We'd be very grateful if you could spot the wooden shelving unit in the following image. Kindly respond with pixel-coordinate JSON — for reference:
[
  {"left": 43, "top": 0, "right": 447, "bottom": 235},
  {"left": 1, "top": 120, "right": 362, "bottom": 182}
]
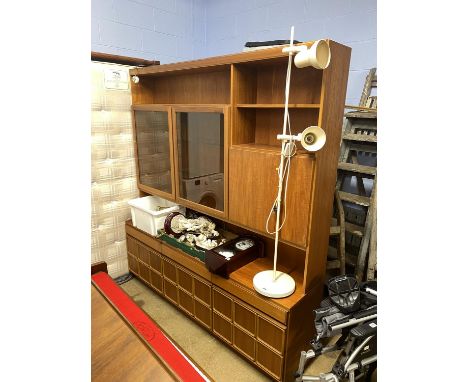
[{"left": 127, "top": 40, "right": 351, "bottom": 382}]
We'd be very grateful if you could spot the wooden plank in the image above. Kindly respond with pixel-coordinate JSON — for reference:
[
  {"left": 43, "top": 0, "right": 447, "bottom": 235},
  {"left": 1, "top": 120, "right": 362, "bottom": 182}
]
[
  {"left": 355, "top": 177, "right": 377, "bottom": 282},
  {"left": 91, "top": 286, "right": 177, "bottom": 382},
  {"left": 366, "top": 182, "right": 377, "bottom": 281},
  {"left": 344, "top": 105, "right": 377, "bottom": 111},
  {"left": 335, "top": 190, "right": 346, "bottom": 274},
  {"left": 344, "top": 111, "right": 377, "bottom": 119},
  {"left": 344, "top": 221, "right": 365, "bottom": 237},
  {"left": 337, "top": 162, "right": 377, "bottom": 175},
  {"left": 338, "top": 191, "right": 370, "bottom": 207},
  {"left": 342, "top": 133, "right": 377, "bottom": 143},
  {"left": 329, "top": 226, "right": 341, "bottom": 235},
  {"left": 350, "top": 153, "right": 367, "bottom": 196},
  {"left": 344, "top": 142, "right": 378, "bottom": 154},
  {"left": 359, "top": 68, "right": 377, "bottom": 107},
  {"left": 330, "top": 220, "right": 364, "bottom": 237}
]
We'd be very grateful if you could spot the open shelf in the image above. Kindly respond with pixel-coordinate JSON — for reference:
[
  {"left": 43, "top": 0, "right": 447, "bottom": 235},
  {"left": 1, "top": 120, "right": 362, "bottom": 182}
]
[
  {"left": 132, "top": 68, "right": 231, "bottom": 105},
  {"left": 237, "top": 104, "right": 321, "bottom": 109},
  {"left": 232, "top": 107, "right": 320, "bottom": 147},
  {"left": 233, "top": 62, "right": 323, "bottom": 105},
  {"left": 228, "top": 257, "right": 305, "bottom": 309}
]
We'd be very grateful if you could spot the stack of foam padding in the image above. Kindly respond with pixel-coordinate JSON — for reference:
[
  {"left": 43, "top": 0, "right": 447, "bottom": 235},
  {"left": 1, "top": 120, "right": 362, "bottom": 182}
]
[{"left": 91, "top": 62, "right": 139, "bottom": 277}]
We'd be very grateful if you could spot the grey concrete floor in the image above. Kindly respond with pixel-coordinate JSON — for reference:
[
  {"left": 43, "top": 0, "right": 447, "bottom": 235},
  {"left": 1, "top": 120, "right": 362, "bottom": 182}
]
[{"left": 120, "top": 278, "right": 373, "bottom": 381}]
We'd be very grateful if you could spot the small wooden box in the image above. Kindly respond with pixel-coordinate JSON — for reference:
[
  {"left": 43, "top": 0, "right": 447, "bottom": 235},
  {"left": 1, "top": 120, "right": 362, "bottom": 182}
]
[{"left": 204, "top": 237, "right": 264, "bottom": 278}]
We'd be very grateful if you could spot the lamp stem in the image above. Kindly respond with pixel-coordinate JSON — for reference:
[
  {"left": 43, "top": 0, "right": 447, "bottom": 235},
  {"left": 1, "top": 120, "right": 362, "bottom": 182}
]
[{"left": 272, "top": 26, "right": 295, "bottom": 281}]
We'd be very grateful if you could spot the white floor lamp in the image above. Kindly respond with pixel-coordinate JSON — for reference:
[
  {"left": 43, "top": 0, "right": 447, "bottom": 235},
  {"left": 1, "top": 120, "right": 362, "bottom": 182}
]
[{"left": 253, "top": 27, "right": 331, "bottom": 298}]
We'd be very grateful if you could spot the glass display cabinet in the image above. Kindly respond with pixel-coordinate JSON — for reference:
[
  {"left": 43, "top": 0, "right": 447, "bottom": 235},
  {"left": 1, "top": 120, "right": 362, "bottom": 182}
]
[
  {"left": 173, "top": 106, "right": 229, "bottom": 217},
  {"left": 132, "top": 105, "right": 175, "bottom": 199}
]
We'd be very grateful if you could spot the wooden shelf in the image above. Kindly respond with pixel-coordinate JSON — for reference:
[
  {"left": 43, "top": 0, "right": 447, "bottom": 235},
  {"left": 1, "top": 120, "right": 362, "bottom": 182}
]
[
  {"left": 228, "top": 257, "right": 305, "bottom": 309},
  {"left": 237, "top": 104, "right": 320, "bottom": 109},
  {"left": 231, "top": 143, "right": 280, "bottom": 153},
  {"left": 134, "top": 103, "right": 230, "bottom": 108},
  {"left": 230, "top": 143, "right": 311, "bottom": 157}
]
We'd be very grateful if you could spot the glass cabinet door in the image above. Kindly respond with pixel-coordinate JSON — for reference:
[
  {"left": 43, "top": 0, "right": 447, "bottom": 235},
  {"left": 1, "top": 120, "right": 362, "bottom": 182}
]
[
  {"left": 174, "top": 108, "right": 227, "bottom": 214},
  {"left": 133, "top": 107, "right": 174, "bottom": 197}
]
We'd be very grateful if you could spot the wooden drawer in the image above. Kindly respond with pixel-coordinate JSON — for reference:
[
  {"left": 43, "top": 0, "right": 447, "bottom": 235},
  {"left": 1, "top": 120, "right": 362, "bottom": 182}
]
[
  {"left": 164, "top": 279, "right": 178, "bottom": 305},
  {"left": 150, "top": 269, "right": 163, "bottom": 294},
  {"left": 127, "top": 253, "right": 139, "bottom": 274},
  {"left": 211, "top": 274, "right": 288, "bottom": 324},
  {"left": 125, "top": 222, "right": 162, "bottom": 253},
  {"left": 162, "top": 242, "right": 212, "bottom": 280},
  {"left": 256, "top": 342, "right": 283, "bottom": 380},
  {"left": 213, "top": 288, "right": 232, "bottom": 320},
  {"left": 149, "top": 250, "right": 162, "bottom": 272},
  {"left": 178, "top": 289, "right": 194, "bottom": 316},
  {"left": 139, "top": 262, "right": 151, "bottom": 284},
  {"left": 194, "top": 299, "right": 212, "bottom": 330},
  {"left": 233, "top": 301, "right": 256, "bottom": 336},
  {"left": 127, "top": 236, "right": 139, "bottom": 256},
  {"left": 194, "top": 277, "right": 211, "bottom": 306},
  {"left": 257, "top": 315, "right": 286, "bottom": 355},
  {"left": 163, "top": 258, "right": 177, "bottom": 284},
  {"left": 138, "top": 244, "right": 151, "bottom": 265},
  {"left": 233, "top": 326, "right": 255, "bottom": 361},
  {"left": 177, "top": 267, "right": 193, "bottom": 294},
  {"left": 213, "top": 312, "right": 232, "bottom": 344}
]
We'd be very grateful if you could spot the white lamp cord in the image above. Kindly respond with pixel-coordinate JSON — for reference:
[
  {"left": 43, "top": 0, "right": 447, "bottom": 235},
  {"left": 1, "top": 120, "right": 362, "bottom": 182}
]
[{"left": 266, "top": 26, "right": 296, "bottom": 280}]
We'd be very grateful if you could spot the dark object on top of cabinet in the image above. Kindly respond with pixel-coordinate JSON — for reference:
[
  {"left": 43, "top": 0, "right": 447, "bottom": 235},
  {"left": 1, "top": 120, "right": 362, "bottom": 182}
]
[
  {"left": 91, "top": 51, "right": 159, "bottom": 67},
  {"left": 204, "top": 236, "right": 264, "bottom": 278},
  {"left": 244, "top": 40, "right": 301, "bottom": 48}
]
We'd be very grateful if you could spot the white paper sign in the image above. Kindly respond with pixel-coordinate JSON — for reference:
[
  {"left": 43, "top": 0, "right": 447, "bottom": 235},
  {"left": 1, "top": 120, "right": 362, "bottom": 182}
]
[{"left": 104, "top": 69, "right": 129, "bottom": 90}]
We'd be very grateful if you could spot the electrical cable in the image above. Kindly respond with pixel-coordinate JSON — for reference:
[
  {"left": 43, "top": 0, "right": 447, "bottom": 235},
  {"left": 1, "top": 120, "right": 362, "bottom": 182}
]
[{"left": 265, "top": 47, "right": 297, "bottom": 235}]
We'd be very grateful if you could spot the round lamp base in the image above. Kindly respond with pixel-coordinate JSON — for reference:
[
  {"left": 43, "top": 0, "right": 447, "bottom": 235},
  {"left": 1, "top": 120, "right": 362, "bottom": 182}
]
[{"left": 253, "top": 270, "right": 296, "bottom": 298}]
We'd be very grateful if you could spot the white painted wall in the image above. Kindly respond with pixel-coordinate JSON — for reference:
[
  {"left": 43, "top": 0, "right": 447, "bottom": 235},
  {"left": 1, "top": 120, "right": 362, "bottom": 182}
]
[
  {"left": 204, "top": 0, "right": 376, "bottom": 105},
  {"left": 92, "top": 0, "right": 206, "bottom": 63},
  {"left": 91, "top": 0, "right": 376, "bottom": 103}
]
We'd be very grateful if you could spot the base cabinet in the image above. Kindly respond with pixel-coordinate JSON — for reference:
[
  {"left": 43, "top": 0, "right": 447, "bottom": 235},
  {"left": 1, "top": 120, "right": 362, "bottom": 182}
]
[{"left": 125, "top": 227, "right": 313, "bottom": 382}]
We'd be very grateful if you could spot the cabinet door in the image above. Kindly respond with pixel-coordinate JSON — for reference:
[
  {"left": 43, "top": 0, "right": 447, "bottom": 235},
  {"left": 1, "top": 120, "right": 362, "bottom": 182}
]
[
  {"left": 229, "top": 146, "right": 313, "bottom": 247},
  {"left": 133, "top": 105, "right": 175, "bottom": 199},
  {"left": 173, "top": 106, "right": 229, "bottom": 217}
]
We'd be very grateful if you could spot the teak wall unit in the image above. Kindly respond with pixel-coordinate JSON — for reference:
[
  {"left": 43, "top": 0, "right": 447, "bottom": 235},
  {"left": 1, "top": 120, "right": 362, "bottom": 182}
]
[{"left": 127, "top": 40, "right": 351, "bottom": 382}]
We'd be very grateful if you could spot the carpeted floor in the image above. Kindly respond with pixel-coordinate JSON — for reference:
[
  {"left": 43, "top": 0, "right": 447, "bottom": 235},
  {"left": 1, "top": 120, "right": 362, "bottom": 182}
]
[{"left": 120, "top": 278, "right": 370, "bottom": 381}]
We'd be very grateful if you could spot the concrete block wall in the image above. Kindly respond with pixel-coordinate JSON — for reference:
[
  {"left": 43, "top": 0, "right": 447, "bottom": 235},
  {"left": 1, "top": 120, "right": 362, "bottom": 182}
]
[
  {"left": 92, "top": 0, "right": 207, "bottom": 63},
  {"left": 92, "top": 0, "right": 376, "bottom": 103},
  {"left": 204, "top": 0, "right": 376, "bottom": 105}
]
